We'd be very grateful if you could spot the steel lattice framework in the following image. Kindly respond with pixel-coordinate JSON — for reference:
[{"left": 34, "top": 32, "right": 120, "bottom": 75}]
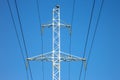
[{"left": 27, "top": 5, "right": 86, "bottom": 80}]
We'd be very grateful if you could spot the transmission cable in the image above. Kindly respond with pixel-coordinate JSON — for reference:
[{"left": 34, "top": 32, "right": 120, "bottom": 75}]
[
  {"left": 6, "top": 0, "right": 29, "bottom": 80},
  {"left": 36, "top": 0, "right": 45, "bottom": 80},
  {"left": 14, "top": 0, "right": 34, "bottom": 80},
  {"left": 83, "top": 0, "right": 104, "bottom": 80},
  {"left": 68, "top": 0, "right": 76, "bottom": 80},
  {"left": 78, "top": 0, "right": 96, "bottom": 80}
]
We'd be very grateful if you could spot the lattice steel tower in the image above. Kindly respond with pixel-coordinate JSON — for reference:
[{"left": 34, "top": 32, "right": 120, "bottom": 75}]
[{"left": 27, "top": 5, "right": 86, "bottom": 80}]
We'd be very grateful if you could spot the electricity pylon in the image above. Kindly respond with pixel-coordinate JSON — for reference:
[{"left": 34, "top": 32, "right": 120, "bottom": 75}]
[{"left": 27, "top": 5, "right": 86, "bottom": 80}]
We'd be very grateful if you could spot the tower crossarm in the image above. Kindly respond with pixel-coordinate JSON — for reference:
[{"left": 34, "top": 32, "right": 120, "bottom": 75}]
[
  {"left": 41, "top": 23, "right": 71, "bottom": 34},
  {"left": 60, "top": 52, "right": 86, "bottom": 62},
  {"left": 41, "top": 23, "right": 70, "bottom": 28},
  {"left": 27, "top": 51, "right": 86, "bottom": 62},
  {"left": 42, "top": 24, "right": 52, "bottom": 28},
  {"left": 27, "top": 52, "right": 53, "bottom": 62},
  {"left": 60, "top": 23, "right": 71, "bottom": 28}
]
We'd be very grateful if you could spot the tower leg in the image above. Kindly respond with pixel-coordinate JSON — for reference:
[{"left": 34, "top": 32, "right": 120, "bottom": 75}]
[{"left": 52, "top": 5, "right": 61, "bottom": 80}]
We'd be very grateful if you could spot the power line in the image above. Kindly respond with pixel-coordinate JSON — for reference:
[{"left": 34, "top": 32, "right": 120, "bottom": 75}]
[
  {"left": 71, "top": 0, "right": 76, "bottom": 27},
  {"left": 69, "top": 0, "right": 76, "bottom": 52},
  {"left": 84, "top": 0, "right": 104, "bottom": 80},
  {"left": 6, "top": 0, "right": 29, "bottom": 80},
  {"left": 68, "top": 0, "right": 76, "bottom": 80},
  {"left": 14, "top": 0, "right": 34, "bottom": 80},
  {"left": 83, "top": 0, "right": 96, "bottom": 58},
  {"left": 36, "top": 0, "right": 42, "bottom": 26},
  {"left": 36, "top": 0, "right": 45, "bottom": 80},
  {"left": 78, "top": 0, "right": 96, "bottom": 80}
]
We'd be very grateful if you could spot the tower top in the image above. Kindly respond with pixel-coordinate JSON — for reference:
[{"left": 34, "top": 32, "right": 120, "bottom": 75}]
[{"left": 56, "top": 5, "right": 60, "bottom": 8}]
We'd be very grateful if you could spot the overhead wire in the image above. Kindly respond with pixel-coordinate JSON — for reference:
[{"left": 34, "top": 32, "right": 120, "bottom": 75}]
[
  {"left": 68, "top": 0, "right": 76, "bottom": 80},
  {"left": 83, "top": 0, "right": 104, "bottom": 80},
  {"left": 14, "top": 0, "right": 34, "bottom": 80},
  {"left": 6, "top": 0, "right": 104, "bottom": 80},
  {"left": 36, "top": 0, "right": 45, "bottom": 80},
  {"left": 78, "top": 0, "right": 96, "bottom": 80},
  {"left": 6, "top": 0, "right": 29, "bottom": 80}
]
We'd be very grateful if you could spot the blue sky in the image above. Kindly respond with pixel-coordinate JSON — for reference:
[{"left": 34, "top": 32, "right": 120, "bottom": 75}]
[{"left": 0, "top": 0, "right": 120, "bottom": 80}]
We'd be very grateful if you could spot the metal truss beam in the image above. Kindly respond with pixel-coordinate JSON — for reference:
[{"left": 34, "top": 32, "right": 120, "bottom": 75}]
[{"left": 27, "top": 5, "right": 86, "bottom": 80}]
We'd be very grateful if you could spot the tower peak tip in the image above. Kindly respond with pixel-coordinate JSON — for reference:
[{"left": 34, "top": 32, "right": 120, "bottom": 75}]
[{"left": 56, "top": 5, "right": 60, "bottom": 8}]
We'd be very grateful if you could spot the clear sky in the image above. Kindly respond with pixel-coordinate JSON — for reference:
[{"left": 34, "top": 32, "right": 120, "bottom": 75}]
[{"left": 0, "top": 0, "right": 120, "bottom": 80}]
